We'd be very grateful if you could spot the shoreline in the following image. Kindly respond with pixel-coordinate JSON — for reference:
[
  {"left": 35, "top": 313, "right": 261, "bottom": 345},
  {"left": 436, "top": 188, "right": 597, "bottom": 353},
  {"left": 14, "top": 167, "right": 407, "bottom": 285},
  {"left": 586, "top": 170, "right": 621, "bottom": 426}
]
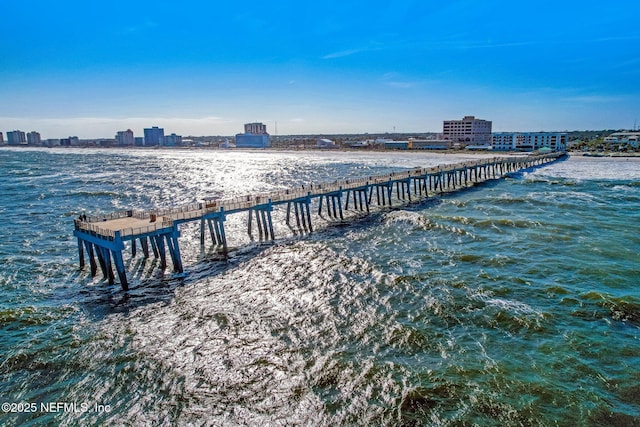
[
  {"left": 567, "top": 151, "right": 640, "bottom": 158},
  {"left": 2, "top": 144, "right": 639, "bottom": 159}
]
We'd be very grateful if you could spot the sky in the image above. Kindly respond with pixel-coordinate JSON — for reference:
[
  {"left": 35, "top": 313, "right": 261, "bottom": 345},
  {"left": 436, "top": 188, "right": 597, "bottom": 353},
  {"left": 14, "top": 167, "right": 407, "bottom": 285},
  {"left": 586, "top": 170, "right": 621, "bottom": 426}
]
[{"left": 1, "top": 0, "right": 639, "bottom": 139}]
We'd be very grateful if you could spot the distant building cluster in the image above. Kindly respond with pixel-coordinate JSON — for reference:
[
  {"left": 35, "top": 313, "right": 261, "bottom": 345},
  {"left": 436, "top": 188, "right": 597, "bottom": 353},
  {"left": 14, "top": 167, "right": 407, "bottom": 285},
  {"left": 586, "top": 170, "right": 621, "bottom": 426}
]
[
  {"left": 603, "top": 132, "right": 639, "bottom": 149},
  {"left": 136, "top": 126, "right": 183, "bottom": 147},
  {"left": 378, "top": 116, "right": 568, "bottom": 152},
  {"left": 0, "top": 126, "right": 186, "bottom": 147},
  {"left": 1, "top": 117, "right": 634, "bottom": 152},
  {"left": 3, "top": 130, "right": 53, "bottom": 146},
  {"left": 440, "top": 116, "right": 570, "bottom": 152},
  {"left": 7, "top": 130, "right": 27, "bottom": 145}
]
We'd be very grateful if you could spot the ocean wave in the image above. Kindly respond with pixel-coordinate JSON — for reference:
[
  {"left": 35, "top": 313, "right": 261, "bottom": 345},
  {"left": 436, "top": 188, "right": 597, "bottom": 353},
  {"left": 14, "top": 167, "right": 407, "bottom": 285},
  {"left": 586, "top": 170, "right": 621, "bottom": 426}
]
[
  {"left": 571, "top": 292, "right": 640, "bottom": 325},
  {"left": 480, "top": 297, "right": 549, "bottom": 332},
  {"left": 382, "top": 210, "right": 434, "bottom": 230}
]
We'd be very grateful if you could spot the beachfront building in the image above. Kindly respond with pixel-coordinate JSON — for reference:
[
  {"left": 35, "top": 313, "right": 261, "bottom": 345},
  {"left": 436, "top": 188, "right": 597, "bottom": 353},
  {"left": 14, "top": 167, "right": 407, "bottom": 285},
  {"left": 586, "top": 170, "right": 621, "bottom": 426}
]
[
  {"left": 443, "top": 116, "right": 492, "bottom": 147},
  {"left": 164, "top": 133, "right": 183, "bottom": 147},
  {"left": 236, "top": 122, "right": 270, "bottom": 148},
  {"left": 383, "top": 139, "right": 452, "bottom": 150},
  {"left": 409, "top": 138, "right": 452, "bottom": 150},
  {"left": 604, "top": 131, "right": 640, "bottom": 149},
  {"left": 7, "top": 130, "right": 27, "bottom": 145},
  {"left": 116, "top": 129, "right": 135, "bottom": 146},
  {"left": 317, "top": 138, "right": 337, "bottom": 148},
  {"left": 27, "top": 131, "right": 42, "bottom": 146},
  {"left": 59, "top": 136, "right": 80, "bottom": 146},
  {"left": 492, "top": 132, "right": 568, "bottom": 151},
  {"left": 0, "top": 132, "right": 3, "bottom": 144},
  {"left": 143, "top": 126, "right": 165, "bottom": 146}
]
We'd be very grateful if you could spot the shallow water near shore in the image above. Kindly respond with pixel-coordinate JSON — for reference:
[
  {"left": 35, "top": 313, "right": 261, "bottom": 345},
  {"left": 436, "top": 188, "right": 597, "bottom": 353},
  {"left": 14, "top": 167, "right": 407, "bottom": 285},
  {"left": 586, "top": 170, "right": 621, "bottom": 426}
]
[{"left": 1, "top": 148, "right": 639, "bottom": 426}]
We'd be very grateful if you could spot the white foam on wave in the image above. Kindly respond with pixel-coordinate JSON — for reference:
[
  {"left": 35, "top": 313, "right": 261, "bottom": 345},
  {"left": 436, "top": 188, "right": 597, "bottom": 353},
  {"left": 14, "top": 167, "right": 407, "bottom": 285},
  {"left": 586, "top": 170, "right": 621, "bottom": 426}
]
[{"left": 528, "top": 155, "right": 640, "bottom": 181}]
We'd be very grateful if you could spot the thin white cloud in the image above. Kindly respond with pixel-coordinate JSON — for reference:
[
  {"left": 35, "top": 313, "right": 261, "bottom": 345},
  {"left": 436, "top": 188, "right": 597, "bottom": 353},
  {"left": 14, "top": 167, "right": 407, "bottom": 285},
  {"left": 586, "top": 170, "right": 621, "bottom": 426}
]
[
  {"left": 381, "top": 72, "right": 418, "bottom": 89},
  {"left": 322, "top": 41, "right": 386, "bottom": 59},
  {"left": 322, "top": 48, "right": 367, "bottom": 59},
  {"left": 561, "top": 95, "right": 625, "bottom": 104},
  {"left": 386, "top": 81, "right": 415, "bottom": 89},
  {"left": 122, "top": 18, "right": 158, "bottom": 34}
]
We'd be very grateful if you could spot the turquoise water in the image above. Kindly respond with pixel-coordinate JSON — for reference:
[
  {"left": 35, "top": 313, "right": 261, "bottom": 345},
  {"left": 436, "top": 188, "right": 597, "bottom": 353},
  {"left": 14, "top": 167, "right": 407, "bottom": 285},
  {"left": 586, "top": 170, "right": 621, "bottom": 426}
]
[{"left": 0, "top": 148, "right": 638, "bottom": 426}]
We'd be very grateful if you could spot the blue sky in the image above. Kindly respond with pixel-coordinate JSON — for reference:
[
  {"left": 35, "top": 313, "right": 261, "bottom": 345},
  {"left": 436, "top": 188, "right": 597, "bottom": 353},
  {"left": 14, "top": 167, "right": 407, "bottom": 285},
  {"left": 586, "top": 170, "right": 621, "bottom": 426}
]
[{"left": 1, "top": 0, "right": 639, "bottom": 138}]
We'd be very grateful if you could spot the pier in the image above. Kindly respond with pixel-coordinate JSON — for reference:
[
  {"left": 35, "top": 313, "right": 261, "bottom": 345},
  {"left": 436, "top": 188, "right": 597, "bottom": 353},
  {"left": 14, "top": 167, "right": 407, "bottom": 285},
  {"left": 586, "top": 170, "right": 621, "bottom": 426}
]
[{"left": 73, "top": 153, "right": 564, "bottom": 290}]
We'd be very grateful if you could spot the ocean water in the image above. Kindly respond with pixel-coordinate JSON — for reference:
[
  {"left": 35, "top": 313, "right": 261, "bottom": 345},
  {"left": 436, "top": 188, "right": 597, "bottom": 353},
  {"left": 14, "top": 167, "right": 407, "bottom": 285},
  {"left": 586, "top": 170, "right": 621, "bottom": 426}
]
[{"left": 0, "top": 147, "right": 638, "bottom": 426}]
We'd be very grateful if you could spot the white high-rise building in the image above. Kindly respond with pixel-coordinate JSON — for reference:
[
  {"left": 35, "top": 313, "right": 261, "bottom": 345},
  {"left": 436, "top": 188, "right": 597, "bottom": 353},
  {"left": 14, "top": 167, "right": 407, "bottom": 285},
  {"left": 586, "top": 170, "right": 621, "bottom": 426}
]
[
  {"left": 443, "top": 116, "right": 492, "bottom": 146},
  {"left": 116, "top": 129, "right": 135, "bottom": 146}
]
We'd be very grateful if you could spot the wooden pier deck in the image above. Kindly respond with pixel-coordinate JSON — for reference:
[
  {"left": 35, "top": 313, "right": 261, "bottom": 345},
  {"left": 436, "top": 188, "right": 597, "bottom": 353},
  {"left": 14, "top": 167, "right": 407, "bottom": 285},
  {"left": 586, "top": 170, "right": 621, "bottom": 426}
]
[{"left": 74, "top": 152, "right": 564, "bottom": 290}]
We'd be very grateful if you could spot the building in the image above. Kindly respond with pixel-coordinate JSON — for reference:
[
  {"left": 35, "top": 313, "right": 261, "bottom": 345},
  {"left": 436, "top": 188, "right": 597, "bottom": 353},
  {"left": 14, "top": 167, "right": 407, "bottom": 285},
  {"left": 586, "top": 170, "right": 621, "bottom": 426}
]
[
  {"left": 317, "top": 138, "right": 337, "bottom": 148},
  {"left": 383, "top": 139, "right": 452, "bottom": 150},
  {"left": 26, "top": 131, "right": 42, "bottom": 146},
  {"left": 235, "top": 122, "right": 270, "bottom": 148},
  {"left": 443, "top": 116, "right": 492, "bottom": 146},
  {"left": 164, "top": 133, "right": 182, "bottom": 147},
  {"left": 59, "top": 136, "right": 80, "bottom": 147},
  {"left": 492, "top": 132, "right": 567, "bottom": 151},
  {"left": 0, "top": 132, "right": 4, "bottom": 144},
  {"left": 604, "top": 132, "right": 640, "bottom": 149},
  {"left": 408, "top": 138, "right": 452, "bottom": 150},
  {"left": 7, "top": 130, "right": 27, "bottom": 145},
  {"left": 244, "top": 122, "right": 267, "bottom": 134},
  {"left": 143, "top": 126, "right": 165, "bottom": 146},
  {"left": 384, "top": 141, "right": 411, "bottom": 150},
  {"left": 115, "top": 129, "right": 135, "bottom": 146}
]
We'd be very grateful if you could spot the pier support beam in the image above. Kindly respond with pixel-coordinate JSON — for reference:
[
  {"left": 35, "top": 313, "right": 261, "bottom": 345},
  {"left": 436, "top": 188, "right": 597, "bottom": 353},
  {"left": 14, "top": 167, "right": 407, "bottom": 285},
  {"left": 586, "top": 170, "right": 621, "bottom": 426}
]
[
  {"left": 319, "top": 191, "right": 344, "bottom": 220},
  {"left": 345, "top": 187, "right": 370, "bottom": 213},
  {"left": 286, "top": 193, "right": 313, "bottom": 233},
  {"left": 248, "top": 200, "right": 275, "bottom": 241},
  {"left": 83, "top": 240, "right": 97, "bottom": 277},
  {"left": 201, "top": 210, "right": 228, "bottom": 251},
  {"left": 111, "top": 247, "right": 128, "bottom": 290},
  {"left": 77, "top": 238, "right": 85, "bottom": 269}
]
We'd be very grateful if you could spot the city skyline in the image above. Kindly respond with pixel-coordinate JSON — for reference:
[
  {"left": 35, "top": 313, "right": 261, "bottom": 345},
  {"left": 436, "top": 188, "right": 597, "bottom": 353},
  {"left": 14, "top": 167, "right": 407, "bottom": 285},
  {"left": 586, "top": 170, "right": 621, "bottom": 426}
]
[{"left": 1, "top": 1, "right": 639, "bottom": 139}]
